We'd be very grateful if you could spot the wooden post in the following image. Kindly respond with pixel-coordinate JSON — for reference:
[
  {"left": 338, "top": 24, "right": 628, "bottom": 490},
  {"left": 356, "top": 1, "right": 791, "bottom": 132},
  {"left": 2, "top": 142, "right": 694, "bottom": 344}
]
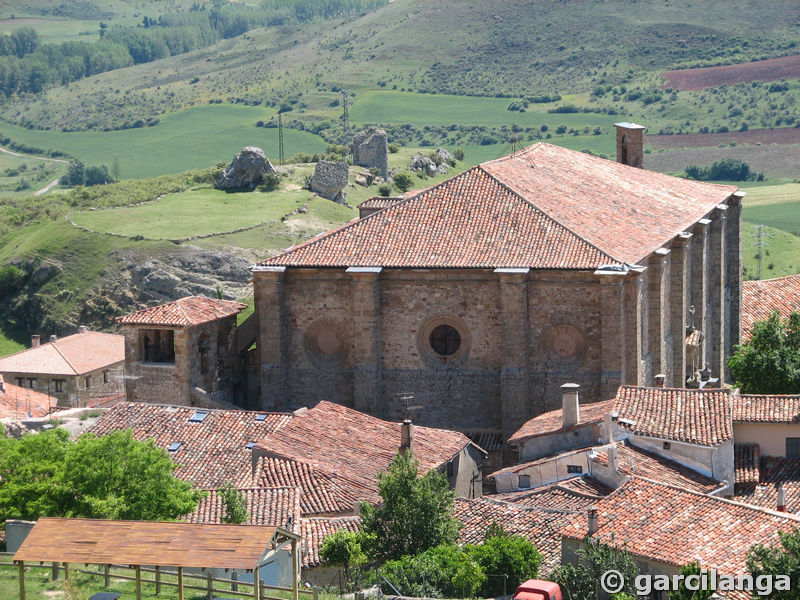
[
  {"left": 207, "top": 572, "right": 213, "bottom": 600},
  {"left": 51, "top": 561, "right": 59, "bottom": 581},
  {"left": 232, "top": 570, "right": 238, "bottom": 592},
  {"left": 104, "top": 564, "right": 111, "bottom": 588},
  {"left": 135, "top": 564, "right": 141, "bottom": 600},
  {"left": 292, "top": 539, "right": 299, "bottom": 600},
  {"left": 64, "top": 562, "right": 70, "bottom": 583},
  {"left": 178, "top": 567, "right": 184, "bottom": 600},
  {"left": 254, "top": 566, "right": 260, "bottom": 600},
  {"left": 18, "top": 561, "right": 25, "bottom": 600},
  {"left": 313, "top": 586, "right": 319, "bottom": 600},
  {"left": 155, "top": 565, "right": 161, "bottom": 594}
]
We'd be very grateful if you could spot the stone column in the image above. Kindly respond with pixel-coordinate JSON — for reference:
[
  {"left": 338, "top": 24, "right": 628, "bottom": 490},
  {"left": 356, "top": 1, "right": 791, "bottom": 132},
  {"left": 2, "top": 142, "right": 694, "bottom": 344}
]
[
  {"left": 347, "top": 267, "right": 382, "bottom": 416},
  {"left": 252, "top": 266, "right": 287, "bottom": 410},
  {"left": 496, "top": 268, "right": 530, "bottom": 440},
  {"left": 624, "top": 268, "right": 645, "bottom": 386},
  {"left": 725, "top": 191, "right": 744, "bottom": 379},
  {"left": 647, "top": 247, "right": 670, "bottom": 382},
  {"left": 669, "top": 232, "right": 692, "bottom": 387},
  {"left": 690, "top": 219, "right": 710, "bottom": 370},
  {"left": 709, "top": 205, "right": 728, "bottom": 380},
  {"left": 597, "top": 267, "right": 628, "bottom": 399}
]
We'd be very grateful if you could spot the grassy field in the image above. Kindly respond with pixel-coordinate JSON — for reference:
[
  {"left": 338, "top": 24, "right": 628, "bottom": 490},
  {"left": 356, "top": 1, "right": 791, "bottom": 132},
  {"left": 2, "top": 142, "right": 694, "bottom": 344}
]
[
  {"left": 0, "top": 16, "right": 100, "bottom": 42},
  {"left": 741, "top": 221, "right": 800, "bottom": 280},
  {"left": 0, "top": 104, "right": 327, "bottom": 180}
]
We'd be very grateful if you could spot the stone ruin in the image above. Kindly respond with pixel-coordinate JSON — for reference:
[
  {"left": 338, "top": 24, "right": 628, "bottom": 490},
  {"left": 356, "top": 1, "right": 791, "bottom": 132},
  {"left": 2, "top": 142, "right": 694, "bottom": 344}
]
[
  {"left": 216, "top": 146, "right": 275, "bottom": 190},
  {"left": 410, "top": 147, "right": 454, "bottom": 176},
  {"left": 352, "top": 127, "right": 389, "bottom": 179},
  {"left": 310, "top": 160, "right": 349, "bottom": 204}
]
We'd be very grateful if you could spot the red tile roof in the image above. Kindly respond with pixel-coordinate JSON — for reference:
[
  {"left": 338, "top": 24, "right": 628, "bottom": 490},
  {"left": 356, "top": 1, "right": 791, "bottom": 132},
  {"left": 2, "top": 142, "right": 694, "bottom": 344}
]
[
  {"left": 481, "top": 144, "right": 736, "bottom": 265},
  {"left": 86, "top": 403, "right": 293, "bottom": 488},
  {"left": 733, "top": 394, "right": 800, "bottom": 423},
  {"left": 508, "top": 399, "right": 614, "bottom": 444},
  {"left": 489, "top": 446, "right": 596, "bottom": 478},
  {"left": 0, "top": 331, "right": 124, "bottom": 376},
  {"left": 254, "top": 456, "right": 362, "bottom": 516},
  {"left": 0, "top": 376, "right": 57, "bottom": 419},
  {"left": 261, "top": 144, "right": 735, "bottom": 270},
  {"left": 560, "top": 477, "right": 799, "bottom": 574},
  {"left": 301, "top": 516, "right": 361, "bottom": 568},
  {"left": 735, "top": 456, "right": 800, "bottom": 513},
  {"left": 256, "top": 401, "right": 472, "bottom": 508},
  {"left": 742, "top": 274, "right": 800, "bottom": 340},
  {"left": 491, "top": 477, "right": 610, "bottom": 509},
  {"left": 613, "top": 386, "right": 733, "bottom": 446},
  {"left": 357, "top": 197, "right": 402, "bottom": 210},
  {"left": 117, "top": 296, "right": 247, "bottom": 327},
  {"left": 185, "top": 486, "right": 301, "bottom": 531},
  {"left": 734, "top": 444, "right": 760, "bottom": 486}
]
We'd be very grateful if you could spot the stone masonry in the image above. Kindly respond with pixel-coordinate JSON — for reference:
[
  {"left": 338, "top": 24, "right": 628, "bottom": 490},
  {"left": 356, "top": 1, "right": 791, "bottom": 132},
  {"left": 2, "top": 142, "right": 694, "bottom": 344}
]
[
  {"left": 352, "top": 127, "right": 389, "bottom": 179},
  {"left": 310, "top": 160, "right": 349, "bottom": 204}
]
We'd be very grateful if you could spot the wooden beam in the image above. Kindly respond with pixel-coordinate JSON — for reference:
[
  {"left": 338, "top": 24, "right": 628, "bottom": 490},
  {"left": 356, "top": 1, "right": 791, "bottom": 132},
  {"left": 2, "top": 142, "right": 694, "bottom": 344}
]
[
  {"left": 292, "top": 539, "right": 299, "bottom": 600},
  {"left": 135, "top": 564, "right": 141, "bottom": 600},
  {"left": 206, "top": 572, "right": 212, "bottom": 600},
  {"left": 178, "top": 566, "right": 184, "bottom": 600},
  {"left": 18, "top": 561, "right": 25, "bottom": 600},
  {"left": 64, "top": 562, "right": 69, "bottom": 583},
  {"left": 254, "top": 565, "right": 260, "bottom": 600},
  {"left": 104, "top": 564, "right": 110, "bottom": 588},
  {"left": 155, "top": 565, "right": 161, "bottom": 594}
]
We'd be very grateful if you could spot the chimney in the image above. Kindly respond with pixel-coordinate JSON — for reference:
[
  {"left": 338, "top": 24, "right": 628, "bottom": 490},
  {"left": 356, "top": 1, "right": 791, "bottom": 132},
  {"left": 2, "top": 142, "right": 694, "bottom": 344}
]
[
  {"left": 400, "top": 419, "right": 414, "bottom": 454},
  {"left": 31, "top": 334, "right": 40, "bottom": 348},
  {"left": 615, "top": 122, "right": 646, "bottom": 168},
  {"left": 606, "top": 444, "right": 618, "bottom": 473},
  {"left": 588, "top": 506, "right": 599, "bottom": 535},
  {"left": 654, "top": 374, "right": 666, "bottom": 388},
  {"left": 561, "top": 383, "right": 580, "bottom": 428},
  {"left": 778, "top": 486, "right": 787, "bottom": 512},
  {"left": 78, "top": 325, "right": 87, "bottom": 334},
  {"left": 49, "top": 335, "right": 58, "bottom": 343}
]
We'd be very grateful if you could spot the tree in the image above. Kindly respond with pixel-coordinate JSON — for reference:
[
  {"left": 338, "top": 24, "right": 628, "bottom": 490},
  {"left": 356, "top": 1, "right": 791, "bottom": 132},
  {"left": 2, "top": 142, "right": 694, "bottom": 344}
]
[
  {"left": 728, "top": 310, "right": 800, "bottom": 394},
  {"left": 747, "top": 527, "right": 799, "bottom": 600},
  {"left": 669, "top": 562, "right": 714, "bottom": 600},
  {"left": 320, "top": 529, "right": 369, "bottom": 592},
  {"left": 360, "top": 451, "right": 460, "bottom": 561},
  {"left": 392, "top": 172, "right": 414, "bottom": 193},
  {"left": 218, "top": 483, "right": 248, "bottom": 524},
  {"left": 466, "top": 527, "right": 542, "bottom": 597},
  {"left": 551, "top": 538, "right": 637, "bottom": 600},
  {"left": 0, "top": 429, "right": 202, "bottom": 522},
  {"left": 63, "top": 159, "right": 86, "bottom": 186}
]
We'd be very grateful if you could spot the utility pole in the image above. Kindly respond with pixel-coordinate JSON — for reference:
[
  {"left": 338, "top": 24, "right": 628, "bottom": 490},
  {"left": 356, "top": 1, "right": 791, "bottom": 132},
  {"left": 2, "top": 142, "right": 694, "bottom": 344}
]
[
  {"left": 278, "top": 112, "right": 285, "bottom": 166},
  {"left": 751, "top": 224, "right": 773, "bottom": 280},
  {"left": 341, "top": 89, "right": 351, "bottom": 153}
]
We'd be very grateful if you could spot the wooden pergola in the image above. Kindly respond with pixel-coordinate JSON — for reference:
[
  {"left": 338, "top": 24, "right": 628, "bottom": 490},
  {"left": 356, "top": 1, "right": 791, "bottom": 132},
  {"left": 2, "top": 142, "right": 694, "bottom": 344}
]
[{"left": 13, "top": 517, "right": 300, "bottom": 600}]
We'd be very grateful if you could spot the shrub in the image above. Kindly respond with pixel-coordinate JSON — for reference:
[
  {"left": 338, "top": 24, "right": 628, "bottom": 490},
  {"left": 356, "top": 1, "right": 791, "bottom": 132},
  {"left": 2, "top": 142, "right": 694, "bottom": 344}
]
[
  {"left": 466, "top": 529, "right": 542, "bottom": 596},
  {"left": 258, "top": 172, "right": 281, "bottom": 192},
  {"left": 378, "top": 183, "right": 392, "bottom": 196},
  {"left": 388, "top": 143, "right": 399, "bottom": 153},
  {"left": 392, "top": 172, "right": 414, "bottom": 193},
  {"left": 453, "top": 147, "right": 465, "bottom": 161},
  {"left": 376, "top": 544, "right": 485, "bottom": 598},
  {"left": 0, "top": 264, "right": 25, "bottom": 297}
]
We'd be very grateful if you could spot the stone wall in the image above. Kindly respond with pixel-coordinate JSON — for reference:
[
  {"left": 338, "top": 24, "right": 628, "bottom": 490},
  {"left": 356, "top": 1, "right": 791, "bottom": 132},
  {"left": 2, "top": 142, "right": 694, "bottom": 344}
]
[{"left": 2, "top": 363, "right": 124, "bottom": 407}]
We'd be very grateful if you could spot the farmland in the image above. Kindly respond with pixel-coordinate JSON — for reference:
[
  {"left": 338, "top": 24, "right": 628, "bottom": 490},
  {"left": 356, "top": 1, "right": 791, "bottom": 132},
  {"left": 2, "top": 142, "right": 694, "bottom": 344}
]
[
  {"left": 661, "top": 54, "right": 800, "bottom": 90},
  {"left": 644, "top": 144, "right": 800, "bottom": 179},
  {"left": 649, "top": 128, "right": 800, "bottom": 149}
]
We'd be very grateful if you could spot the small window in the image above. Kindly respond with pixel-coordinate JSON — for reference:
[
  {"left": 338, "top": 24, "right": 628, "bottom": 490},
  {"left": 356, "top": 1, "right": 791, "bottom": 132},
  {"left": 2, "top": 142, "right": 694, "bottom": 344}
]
[
  {"left": 53, "top": 379, "right": 64, "bottom": 393},
  {"left": 255, "top": 414, "right": 267, "bottom": 422},
  {"left": 103, "top": 371, "right": 109, "bottom": 384},
  {"left": 85, "top": 376, "right": 91, "bottom": 389},
  {"left": 787, "top": 438, "right": 800, "bottom": 458},
  {"left": 663, "top": 441, "right": 671, "bottom": 450},
  {"left": 518, "top": 474, "right": 531, "bottom": 488},
  {"left": 246, "top": 441, "right": 256, "bottom": 449},
  {"left": 27, "top": 378, "right": 36, "bottom": 389},
  {"left": 168, "top": 442, "right": 183, "bottom": 452},
  {"left": 447, "top": 461, "right": 454, "bottom": 477},
  {"left": 567, "top": 465, "right": 583, "bottom": 474},
  {"left": 16, "top": 377, "right": 24, "bottom": 387},
  {"left": 189, "top": 410, "right": 210, "bottom": 423}
]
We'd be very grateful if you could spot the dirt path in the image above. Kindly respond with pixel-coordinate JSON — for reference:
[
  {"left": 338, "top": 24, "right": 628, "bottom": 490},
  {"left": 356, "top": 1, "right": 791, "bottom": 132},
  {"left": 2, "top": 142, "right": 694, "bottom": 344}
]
[
  {"left": 33, "top": 176, "right": 62, "bottom": 196},
  {"left": 0, "top": 145, "right": 69, "bottom": 196}
]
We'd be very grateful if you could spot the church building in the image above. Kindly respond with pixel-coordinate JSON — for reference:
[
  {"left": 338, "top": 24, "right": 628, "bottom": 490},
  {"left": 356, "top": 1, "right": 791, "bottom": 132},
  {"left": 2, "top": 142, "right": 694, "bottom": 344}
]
[{"left": 249, "top": 124, "right": 742, "bottom": 438}]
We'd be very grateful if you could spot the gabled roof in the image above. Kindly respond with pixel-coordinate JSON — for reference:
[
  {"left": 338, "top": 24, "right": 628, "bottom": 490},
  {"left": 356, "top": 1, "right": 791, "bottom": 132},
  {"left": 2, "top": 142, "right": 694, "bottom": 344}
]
[
  {"left": 735, "top": 456, "right": 800, "bottom": 513},
  {"left": 301, "top": 516, "right": 361, "bottom": 567},
  {"left": 491, "top": 476, "right": 610, "bottom": 508},
  {"left": 185, "top": 486, "right": 301, "bottom": 532},
  {"left": 508, "top": 399, "right": 614, "bottom": 444},
  {"left": 560, "top": 477, "right": 799, "bottom": 574},
  {"left": 742, "top": 274, "right": 800, "bottom": 340},
  {"left": 260, "top": 143, "right": 735, "bottom": 270},
  {"left": 255, "top": 401, "right": 472, "bottom": 508},
  {"left": 734, "top": 443, "right": 760, "bottom": 486},
  {"left": 613, "top": 386, "right": 733, "bottom": 446},
  {"left": 733, "top": 394, "right": 800, "bottom": 423},
  {"left": 86, "top": 403, "right": 293, "bottom": 488},
  {"left": 0, "top": 331, "right": 124, "bottom": 376},
  {"left": 0, "top": 376, "right": 57, "bottom": 419},
  {"left": 117, "top": 296, "right": 247, "bottom": 327}
]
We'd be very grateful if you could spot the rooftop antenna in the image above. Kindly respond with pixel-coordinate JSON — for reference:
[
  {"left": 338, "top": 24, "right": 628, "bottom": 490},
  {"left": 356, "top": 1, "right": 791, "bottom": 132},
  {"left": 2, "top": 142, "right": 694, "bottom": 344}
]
[
  {"left": 400, "top": 393, "right": 423, "bottom": 421},
  {"left": 278, "top": 111, "right": 285, "bottom": 166},
  {"left": 750, "top": 224, "right": 773, "bottom": 280},
  {"left": 494, "top": 132, "right": 535, "bottom": 168}
]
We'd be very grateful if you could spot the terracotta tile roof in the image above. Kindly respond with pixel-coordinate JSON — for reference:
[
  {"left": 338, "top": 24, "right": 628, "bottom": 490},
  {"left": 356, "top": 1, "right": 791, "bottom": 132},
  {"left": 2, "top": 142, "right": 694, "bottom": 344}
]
[
  {"left": 117, "top": 296, "right": 247, "bottom": 327},
  {"left": 254, "top": 456, "right": 362, "bottom": 516},
  {"left": 86, "top": 403, "right": 293, "bottom": 488},
  {"left": 466, "top": 431, "right": 503, "bottom": 451},
  {"left": 454, "top": 496, "right": 578, "bottom": 574},
  {"left": 733, "top": 394, "right": 800, "bottom": 423},
  {"left": 301, "top": 516, "right": 361, "bottom": 568},
  {"left": 481, "top": 144, "right": 736, "bottom": 264},
  {"left": 0, "top": 376, "right": 57, "bottom": 419},
  {"left": 742, "top": 274, "right": 800, "bottom": 340},
  {"left": 613, "top": 386, "right": 733, "bottom": 446},
  {"left": 735, "top": 456, "right": 800, "bottom": 513},
  {"left": 85, "top": 392, "right": 127, "bottom": 408},
  {"left": 560, "top": 477, "right": 799, "bottom": 574},
  {"left": 260, "top": 165, "right": 619, "bottom": 270},
  {"left": 489, "top": 446, "right": 595, "bottom": 478},
  {"left": 255, "top": 401, "right": 472, "bottom": 507},
  {"left": 357, "top": 197, "right": 403, "bottom": 210},
  {"left": 491, "top": 477, "right": 610, "bottom": 509},
  {"left": 508, "top": 399, "right": 614, "bottom": 444},
  {"left": 685, "top": 329, "right": 702, "bottom": 347},
  {"left": 185, "top": 486, "right": 301, "bottom": 531},
  {"left": 0, "top": 331, "right": 124, "bottom": 376},
  {"left": 557, "top": 475, "right": 614, "bottom": 497},
  {"left": 734, "top": 444, "right": 761, "bottom": 485}
]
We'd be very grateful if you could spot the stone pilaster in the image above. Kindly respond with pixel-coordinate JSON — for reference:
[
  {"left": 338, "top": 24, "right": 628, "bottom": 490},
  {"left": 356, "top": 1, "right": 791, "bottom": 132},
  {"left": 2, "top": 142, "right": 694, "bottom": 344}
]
[
  {"left": 496, "top": 268, "right": 530, "bottom": 439},
  {"left": 624, "top": 268, "right": 645, "bottom": 385},
  {"left": 709, "top": 205, "right": 728, "bottom": 380},
  {"left": 647, "top": 247, "right": 670, "bottom": 382},
  {"left": 690, "top": 219, "right": 710, "bottom": 370},
  {"left": 597, "top": 267, "right": 627, "bottom": 399},
  {"left": 252, "top": 266, "right": 287, "bottom": 410},
  {"left": 347, "top": 267, "right": 382, "bottom": 416},
  {"left": 725, "top": 191, "right": 744, "bottom": 379},
  {"left": 669, "top": 232, "right": 692, "bottom": 387}
]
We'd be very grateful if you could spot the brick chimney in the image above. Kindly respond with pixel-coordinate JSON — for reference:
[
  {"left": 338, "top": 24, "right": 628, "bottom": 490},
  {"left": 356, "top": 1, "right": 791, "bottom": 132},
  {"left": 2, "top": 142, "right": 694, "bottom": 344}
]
[
  {"left": 654, "top": 374, "right": 666, "bottom": 388},
  {"left": 31, "top": 334, "right": 40, "bottom": 348},
  {"left": 615, "top": 122, "right": 646, "bottom": 168},
  {"left": 606, "top": 444, "right": 618, "bottom": 472},
  {"left": 588, "top": 505, "right": 599, "bottom": 535},
  {"left": 778, "top": 486, "right": 787, "bottom": 512},
  {"left": 400, "top": 419, "right": 414, "bottom": 454},
  {"left": 561, "top": 383, "right": 580, "bottom": 428}
]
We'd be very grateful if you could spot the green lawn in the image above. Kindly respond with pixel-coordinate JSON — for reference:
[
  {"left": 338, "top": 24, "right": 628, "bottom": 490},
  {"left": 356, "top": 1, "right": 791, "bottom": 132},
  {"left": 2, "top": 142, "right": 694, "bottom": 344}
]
[
  {"left": 0, "top": 104, "right": 327, "bottom": 180},
  {"left": 0, "top": 17, "right": 100, "bottom": 43},
  {"left": 70, "top": 186, "right": 312, "bottom": 240},
  {"left": 743, "top": 201, "right": 800, "bottom": 238},
  {"left": 741, "top": 182, "right": 800, "bottom": 207},
  {"left": 742, "top": 221, "right": 800, "bottom": 280}
]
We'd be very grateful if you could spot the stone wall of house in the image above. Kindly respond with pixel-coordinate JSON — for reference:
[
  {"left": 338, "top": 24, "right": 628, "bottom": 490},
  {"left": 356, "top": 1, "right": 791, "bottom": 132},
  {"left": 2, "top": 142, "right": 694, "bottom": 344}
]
[{"left": 3, "top": 363, "right": 124, "bottom": 407}]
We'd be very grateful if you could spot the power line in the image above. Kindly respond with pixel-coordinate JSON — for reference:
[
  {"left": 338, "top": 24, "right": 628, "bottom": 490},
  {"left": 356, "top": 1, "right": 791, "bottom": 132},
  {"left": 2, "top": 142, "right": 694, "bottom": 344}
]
[
  {"left": 341, "top": 89, "right": 351, "bottom": 151},
  {"left": 750, "top": 224, "right": 773, "bottom": 280},
  {"left": 278, "top": 112, "right": 285, "bottom": 166}
]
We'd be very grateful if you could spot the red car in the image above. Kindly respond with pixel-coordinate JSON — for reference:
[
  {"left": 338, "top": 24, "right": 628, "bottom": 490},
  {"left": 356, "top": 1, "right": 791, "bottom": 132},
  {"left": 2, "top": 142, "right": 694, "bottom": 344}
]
[{"left": 513, "top": 579, "right": 563, "bottom": 600}]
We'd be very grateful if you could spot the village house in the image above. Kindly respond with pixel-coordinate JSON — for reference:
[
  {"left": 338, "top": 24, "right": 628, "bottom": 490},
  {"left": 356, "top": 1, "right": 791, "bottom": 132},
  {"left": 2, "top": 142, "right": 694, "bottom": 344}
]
[
  {"left": 0, "top": 328, "right": 124, "bottom": 406},
  {"left": 741, "top": 273, "right": 800, "bottom": 339},
  {"left": 251, "top": 124, "right": 743, "bottom": 439},
  {"left": 0, "top": 374, "right": 58, "bottom": 420}
]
